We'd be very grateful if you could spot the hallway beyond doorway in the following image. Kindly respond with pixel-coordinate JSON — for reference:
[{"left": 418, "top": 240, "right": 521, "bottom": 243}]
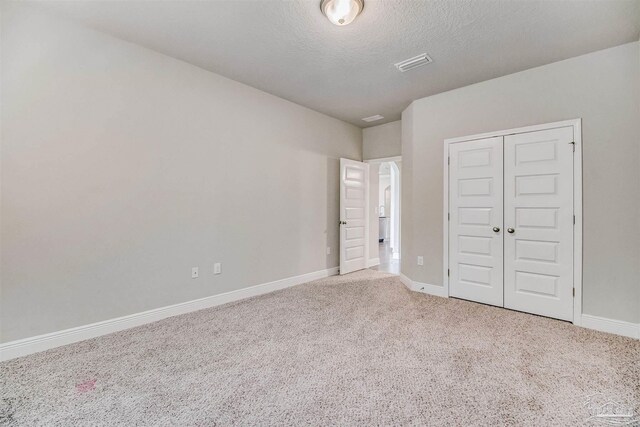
[{"left": 371, "top": 241, "right": 400, "bottom": 275}]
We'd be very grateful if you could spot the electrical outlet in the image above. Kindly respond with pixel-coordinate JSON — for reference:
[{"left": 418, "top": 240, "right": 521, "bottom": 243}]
[
  {"left": 191, "top": 267, "right": 199, "bottom": 279},
  {"left": 417, "top": 256, "right": 424, "bottom": 266},
  {"left": 214, "top": 263, "right": 221, "bottom": 275},
  {"left": 326, "top": 247, "right": 331, "bottom": 255}
]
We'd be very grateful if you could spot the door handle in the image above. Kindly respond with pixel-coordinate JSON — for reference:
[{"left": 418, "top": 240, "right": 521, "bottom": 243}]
[
  {"left": 507, "top": 227, "right": 515, "bottom": 234},
  {"left": 492, "top": 227, "right": 500, "bottom": 233},
  {"left": 339, "top": 221, "right": 347, "bottom": 225}
]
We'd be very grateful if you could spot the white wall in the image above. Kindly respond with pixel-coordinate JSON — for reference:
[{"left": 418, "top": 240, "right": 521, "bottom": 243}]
[
  {"left": 368, "top": 163, "right": 379, "bottom": 263},
  {"left": 363, "top": 121, "right": 401, "bottom": 160},
  {"left": 0, "top": 4, "right": 362, "bottom": 342},
  {"left": 379, "top": 173, "right": 391, "bottom": 217},
  {"left": 389, "top": 162, "right": 400, "bottom": 258},
  {"left": 402, "top": 42, "right": 640, "bottom": 324}
]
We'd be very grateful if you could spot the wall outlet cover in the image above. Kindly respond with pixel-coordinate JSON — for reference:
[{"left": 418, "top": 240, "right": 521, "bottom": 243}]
[
  {"left": 191, "top": 267, "right": 199, "bottom": 279},
  {"left": 417, "top": 256, "right": 424, "bottom": 266},
  {"left": 214, "top": 263, "right": 221, "bottom": 275}
]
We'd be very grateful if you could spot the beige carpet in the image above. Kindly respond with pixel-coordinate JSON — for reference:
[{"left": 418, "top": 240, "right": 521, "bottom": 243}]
[{"left": 1, "top": 269, "right": 639, "bottom": 426}]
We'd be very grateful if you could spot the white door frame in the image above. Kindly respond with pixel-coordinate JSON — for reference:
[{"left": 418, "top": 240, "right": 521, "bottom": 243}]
[
  {"left": 443, "top": 119, "right": 583, "bottom": 325},
  {"left": 365, "top": 156, "right": 402, "bottom": 261}
]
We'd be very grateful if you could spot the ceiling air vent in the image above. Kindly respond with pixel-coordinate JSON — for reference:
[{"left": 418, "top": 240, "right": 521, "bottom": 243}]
[
  {"left": 362, "top": 115, "right": 384, "bottom": 122},
  {"left": 395, "top": 53, "right": 433, "bottom": 72}
]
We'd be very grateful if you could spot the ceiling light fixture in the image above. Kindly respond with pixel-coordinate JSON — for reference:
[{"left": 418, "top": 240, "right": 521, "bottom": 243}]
[{"left": 320, "top": 0, "right": 364, "bottom": 26}]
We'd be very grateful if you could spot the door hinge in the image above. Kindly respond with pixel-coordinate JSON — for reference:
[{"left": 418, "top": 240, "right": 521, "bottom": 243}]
[
  {"left": 448, "top": 156, "right": 450, "bottom": 165},
  {"left": 570, "top": 141, "right": 575, "bottom": 152},
  {"left": 448, "top": 213, "right": 450, "bottom": 221},
  {"left": 573, "top": 288, "right": 575, "bottom": 297},
  {"left": 447, "top": 269, "right": 450, "bottom": 277},
  {"left": 573, "top": 215, "right": 575, "bottom": 225}
]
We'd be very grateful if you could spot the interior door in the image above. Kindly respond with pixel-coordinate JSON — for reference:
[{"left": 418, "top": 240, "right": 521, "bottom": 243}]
[
  {"left": 449, "top": 137, "right": 504, "bottom": 306},
  {"left": 503, "top": 127, "right": 574, "bottom": 321},
  {"left": 340, "top": 158, "right": 369, "bottom": 275}
]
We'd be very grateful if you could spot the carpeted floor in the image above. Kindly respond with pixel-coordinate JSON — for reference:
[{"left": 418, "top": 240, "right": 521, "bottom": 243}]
[{"left": 1, "top": 269, "right": 639, "bottom": 426}]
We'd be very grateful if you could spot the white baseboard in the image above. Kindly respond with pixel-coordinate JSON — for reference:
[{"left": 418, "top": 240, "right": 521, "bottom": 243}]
[
  {"left": 399, "top": 273, "right": 449, "bottom": 298},
  {"left": 367, "top": 258, "right": 380, "bottom": 267},
  {"left": 399, "top": 273, "right": 414, "bottom": 291},
  {"left": 399, "top": 272, "right": 638, "bottom": 339},
  {"left": 412, "top": 281, "right": 449, "bottom": 298},
  {"left": 579, "top": 314, "right": 639, "bottom": 340},
  {"left": 0, "top": 267, "right": 339, "bottom": 362}
]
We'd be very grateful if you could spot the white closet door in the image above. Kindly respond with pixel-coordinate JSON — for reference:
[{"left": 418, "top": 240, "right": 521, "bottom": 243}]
[
  {"left": 449, "top": 137, "right": 504, "bottom": 307},
  {"left": 503, "top": 127, "right": 574, "bottom": 321}
]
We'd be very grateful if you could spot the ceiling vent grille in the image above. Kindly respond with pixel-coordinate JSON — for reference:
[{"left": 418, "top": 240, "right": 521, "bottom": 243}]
[
  {"left": 395, "top": 53, "right": 433, "bottom": 72},
  {"left": 362, "top": 115, "right": 384, "bottom": 122}
]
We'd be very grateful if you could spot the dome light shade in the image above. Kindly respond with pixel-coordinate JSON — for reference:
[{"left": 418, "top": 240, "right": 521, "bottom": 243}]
[{"left": 321, "top": 0, "right": 364, "bottom": 26}]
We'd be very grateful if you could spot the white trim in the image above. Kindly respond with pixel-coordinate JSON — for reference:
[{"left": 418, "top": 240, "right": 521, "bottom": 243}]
[
  {"left": 365, "top": 163, "right": 370, "bottom": 273},
  {"left": 364, "top": 155, "right": 402, "bottom": 164},
  {"left": 401, "top": 271, "right": 637, "bottom": 339},
  {"left": 443, "top": 119, "right": 583, "bottom": 324},
  {"left": 413, "top": 281, "right": 449, "bottom": 298},
  {"left": 389, "top": 161, "right": 401, "bottom": 262},
  {"left": 367, "top": 258, "right": 380, "bottom": 267},
  {"left": 366, "top": 156, "right": 402, "bottom": 263},
  {"left": 399, "top": 273, "right": 414, "bottom": 291},
  {"left": 399, "top": 273, "right": 449, "bottom": 298},
  {"left": 572, "top": 119, "right": 583, "bottom": 325},
  {"left": 443, "top": 140, "right": 450, "bottom": 297},
  {"left": 444, "top": 119, "right": 582, "bottom": 144},
  {"left": 580, "top": 314, "right": 639, "bottom": 339},
  {"left": 0, "top": 267, "right": 339, "bottom": 361}
]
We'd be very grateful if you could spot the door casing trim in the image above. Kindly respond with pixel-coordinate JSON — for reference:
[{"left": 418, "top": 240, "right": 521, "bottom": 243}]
[{"left": 443, "top": 119, "right": 582, "bottom": 324}]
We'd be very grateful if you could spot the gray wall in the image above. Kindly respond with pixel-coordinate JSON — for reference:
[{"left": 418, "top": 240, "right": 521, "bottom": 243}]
[
  {"left": 402, "top": 42, "right": 640, "bottom": 324},
  {"left": 363, "top": 121, "right": 401, "bottom": 160},
  {"left": 1, "top": 4, "right": 362, "bottom": 342}
]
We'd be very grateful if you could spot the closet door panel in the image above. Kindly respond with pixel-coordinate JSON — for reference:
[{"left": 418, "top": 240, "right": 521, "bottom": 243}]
[
  {"left": 503, "top": 127, "right": 574, "bottom": 321},
  {"left": 449, "top": 137, "right": 504, "bottom": 307}
]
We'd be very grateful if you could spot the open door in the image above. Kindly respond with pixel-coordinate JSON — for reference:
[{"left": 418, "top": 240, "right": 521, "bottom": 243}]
[{"left": 340, "top": 158, "right": 369, "bottom": 275}]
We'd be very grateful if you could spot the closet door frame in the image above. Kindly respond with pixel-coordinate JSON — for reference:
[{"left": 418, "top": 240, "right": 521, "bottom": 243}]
[{"left": 443, "top": 119, "right": 583, "bottom": 325}]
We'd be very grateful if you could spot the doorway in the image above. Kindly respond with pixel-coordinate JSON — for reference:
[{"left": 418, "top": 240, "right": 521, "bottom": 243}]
[{"left": 366, "top": 157, "right": 401, "bottom": 275}]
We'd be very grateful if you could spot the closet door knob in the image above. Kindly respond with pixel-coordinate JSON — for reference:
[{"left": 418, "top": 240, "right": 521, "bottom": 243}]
[
  {"left": 492, "top": 227, "right": 500, "bottom": 233},
  {"left": 507, "top": 228, "right": 515, "bottom": 234}
]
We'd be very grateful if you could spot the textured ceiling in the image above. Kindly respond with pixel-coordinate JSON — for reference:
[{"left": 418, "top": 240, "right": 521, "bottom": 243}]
[{"left": 28, "top": 0, "right": 640, "bottom": 127}]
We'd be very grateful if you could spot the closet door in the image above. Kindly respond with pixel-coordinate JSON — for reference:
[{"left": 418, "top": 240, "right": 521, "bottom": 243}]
[
  {"left": 503, "top": 127, "right": 574, "bottom": 321},
  {"left": 449, "top": 137, "right": 504, "bottom": 307}
]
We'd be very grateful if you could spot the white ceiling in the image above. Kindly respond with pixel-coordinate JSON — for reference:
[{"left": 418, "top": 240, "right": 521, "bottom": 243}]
[{"left": 31, "top": 0, "right": 640, "bottom": 127}]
